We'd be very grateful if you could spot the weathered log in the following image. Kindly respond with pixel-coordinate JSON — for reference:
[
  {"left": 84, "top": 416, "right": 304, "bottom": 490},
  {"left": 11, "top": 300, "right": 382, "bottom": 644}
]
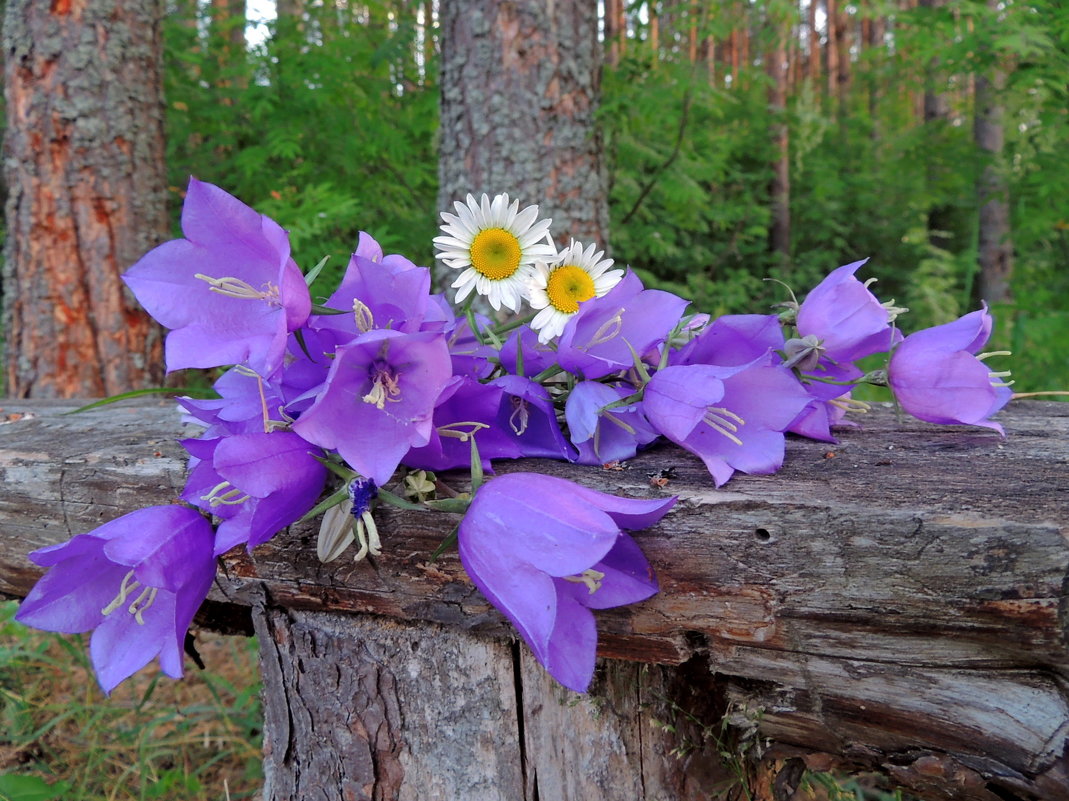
[{"left": 0, "top": 399, "right": 1067, "bottom": 801}]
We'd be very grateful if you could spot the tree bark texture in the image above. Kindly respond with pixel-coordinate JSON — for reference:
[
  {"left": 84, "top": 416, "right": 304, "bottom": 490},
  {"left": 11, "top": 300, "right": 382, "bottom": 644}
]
[
  {"left": 2, "top": 0, "right": 167, "bottom": 398},
  {"left": 974, "top": 0, "right": 1014, "bottom": 306},
  {"left": 437, "top": 0, "right": 608, "bottom": 261},
  {"left": 1, "top": 400, "right": 1068, "bottom": 800},
  {"left": 767, "top": 22, "right": 790, "bottom": 260}
]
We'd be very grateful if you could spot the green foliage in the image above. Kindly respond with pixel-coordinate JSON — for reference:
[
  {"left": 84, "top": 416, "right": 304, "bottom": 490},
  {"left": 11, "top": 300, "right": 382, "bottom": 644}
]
[
  {"left": 162, "top": 1, "right": 438, "bottom": 288},
  {"left": 0, "top": 602, "right": 262, "bottom": 801},
  {"left": 600, "top": 1, "right": 1069, "bottom": 393}
]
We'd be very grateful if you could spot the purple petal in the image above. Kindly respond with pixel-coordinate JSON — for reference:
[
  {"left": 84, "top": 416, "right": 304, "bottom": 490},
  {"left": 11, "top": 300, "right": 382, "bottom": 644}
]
[
  {"left": 90, "top": 592, "right": 173, "bottom": 693},
  {"left": 101, "top": 507, "right": 215, "bottom": 593},
  {"left": 459, "top": 540, "right": 558, "bottom": 663},
  {"left": 16, "top": 550, "right": 127, "bottom": 634},
  {"left": 464, "top": 475, "right": 621, "bottom": 577},
  {"left": 543, "top": 592, "right": 598, "bottom": 693},
  {"left": 644, "top": 365, "right": 726, "bottom": 441}
]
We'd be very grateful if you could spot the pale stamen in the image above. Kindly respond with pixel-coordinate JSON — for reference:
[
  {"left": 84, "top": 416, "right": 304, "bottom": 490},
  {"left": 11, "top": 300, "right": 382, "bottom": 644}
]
[
  {"left": 703, "top": 407, "right": 745, "bottom": 446},
  {"left": 127, "top": 586, "right": 159, "bottom": 625},
  {"left": 508, "top": 396, "right": 530, "bottom": 436},
  {"left": 602, "top": 411, "right": 636, "bottom": 435},
  {"left": 977, "top": 350, "right": 1012, "bottom": 360},
  {"left": 563, "top": 568, "right": 606, "bottom": 595},
  {"left": 353, "top": 299, "right": 375, "bottom": 333},
  {"left": 195, "top": 273, "right": 279, "bottom": 303},
  {"left": 200, "top": 480, "right": 251, "bottom": 507},
  {"left": 101, "top": 570, "right": 141, "bottom": 616},
  {"left": 363, "top": 368, "right": 401, "bottom": 409},
  {"left": 830, "top": 397, "right": 871, "bottom": 413},
  {"left": 581, "top": 311, "right": 624, "bottom": 351}
]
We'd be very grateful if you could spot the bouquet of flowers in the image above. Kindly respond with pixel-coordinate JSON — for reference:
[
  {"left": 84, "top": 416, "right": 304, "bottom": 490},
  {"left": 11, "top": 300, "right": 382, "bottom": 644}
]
[{"left": 15, "top": 179, "right": 1012, "bottom": 694}]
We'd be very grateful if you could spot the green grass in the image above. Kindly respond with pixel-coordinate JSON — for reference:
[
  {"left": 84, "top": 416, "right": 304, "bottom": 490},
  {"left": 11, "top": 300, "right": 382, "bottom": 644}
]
[{"left": 0, "top": 601, "right": 262, "bottom": 801}]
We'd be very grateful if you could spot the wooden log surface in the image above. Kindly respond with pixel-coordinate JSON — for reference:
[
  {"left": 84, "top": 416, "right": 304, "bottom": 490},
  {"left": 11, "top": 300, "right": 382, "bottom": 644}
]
[{"left": 0, "top": 398, "right": 1067, "bottom": 800}]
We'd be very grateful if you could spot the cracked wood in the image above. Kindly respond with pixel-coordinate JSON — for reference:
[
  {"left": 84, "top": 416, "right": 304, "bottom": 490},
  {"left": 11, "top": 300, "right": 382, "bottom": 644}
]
[{"left": 0, "top": 398, "right": 1066, "bottom": 800}]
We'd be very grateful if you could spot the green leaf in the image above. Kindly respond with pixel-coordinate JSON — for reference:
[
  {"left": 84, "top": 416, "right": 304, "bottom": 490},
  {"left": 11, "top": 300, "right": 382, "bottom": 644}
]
[
  {"left": 296, "top": 487, "right": 349, "bottom": 525},
  {"left": 304, "top": 255, "right": 331, "bottom": 287},
  {"left": 430, "top": 524, "right": 459, "bottom": 562},
  {"left": 0, "top": 774, "right": 70, "bottom": 801},
  {"left": 64, "top": 387, "right": 218, "bottom": 415}
]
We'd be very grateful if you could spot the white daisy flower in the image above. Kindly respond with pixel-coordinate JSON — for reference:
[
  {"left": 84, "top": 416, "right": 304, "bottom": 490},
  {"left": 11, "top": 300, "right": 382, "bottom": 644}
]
[
  {"left": 528, "top": 240, "right": 623, "bottom": 343},
  {"left": 433, "top": 193, "right": 555, "bottom": 312}
]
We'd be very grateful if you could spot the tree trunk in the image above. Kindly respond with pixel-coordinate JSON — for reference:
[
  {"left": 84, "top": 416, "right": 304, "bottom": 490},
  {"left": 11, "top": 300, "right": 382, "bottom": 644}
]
[
  {"left": 919, "top": 0, "right": 954, "bottom": 252},
  {"left": 437, "top": 0, "right": 608, "bottom": 266},
  {"left": 649, "top": 1, "right": 660, "bottom": 61},
  {"left": 835, "top": 2, "right": 851, "bottom": 115},
  {"left": 825, "top": 0, "right": 839, "bottom": 102},
  {"left": 210, "top": 0, "right": 247, "bottom": 92},
  {"left": 974, "top": 0, "right": 1013, "bottom": 305},
  {"left": 2, "top": 0, "right": 167, "bottom": 398},
  {"left": 807, "top": 0, "right": 821, "bottom": 85},
  {"left": 768, "top": 22, "right": 790, "bottom": 261},
  {"left": 867, "top": 3, "right": 886, "bottom": 134}
]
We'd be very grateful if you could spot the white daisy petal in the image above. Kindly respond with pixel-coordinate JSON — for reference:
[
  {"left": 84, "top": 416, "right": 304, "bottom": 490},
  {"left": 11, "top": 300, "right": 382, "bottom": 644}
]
[
  {"left": 433, "top": 193, "right": 556, "bottom": 312},
  {"left": 527, "top": 239, "right": 621, "bottom": 343}
]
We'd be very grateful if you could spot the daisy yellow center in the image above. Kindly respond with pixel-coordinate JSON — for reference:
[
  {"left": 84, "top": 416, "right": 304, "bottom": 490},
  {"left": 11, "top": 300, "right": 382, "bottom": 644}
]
[
  {"left": 470, "top": 228, "right": 522, "bottom": 280},
  {"left": 546, "top": 265, "right": 596, "bottom": 313}
]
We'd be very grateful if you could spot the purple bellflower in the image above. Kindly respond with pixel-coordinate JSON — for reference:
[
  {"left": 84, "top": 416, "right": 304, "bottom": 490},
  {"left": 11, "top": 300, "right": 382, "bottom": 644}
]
[
  {"left": 645, "top": 359, "right": 812, "bottom": 486},
  {"left": 177, "top": 366, "right": 288, "bottom": 437},
  {"left": 123, "top": 178, "right": 311, "bottom": 378},
  {"left": 888, "top": 306, "right": 1012, "bottom": 434},
  {"left": 565, "top": 380, "right": 658, "bottom": 465},
  {"left": 672, "top": 314, "right": 785, "bottom": 368},
  {"left": 404, "top": 376, "right": 522, "bottom": 472},
  {"left": 313, "top": 232, "right": 449, "bottom": 338},
  {"left": 16, "top": 506, "right": 216, "bottom": 693},
  {"left": 181, "top": 431, "right": 328, "bottom": 555},
  {"left": 458, "top": 473, "right": 674, "bottom": 692},
  {"left": 492, "top": 374, "right": 576, "bottom": 461},
  {"left": 292, "top": 329, "right": 452, "bottom": 485},
  {"left": 795, "top": 259, "right": 901, "bottom": 364},
  {"left": 557, "top": 272, "right": 689, "bottom": 380},
  {"left": 498, "top": 326, "right": 560, "bottom": 379}
]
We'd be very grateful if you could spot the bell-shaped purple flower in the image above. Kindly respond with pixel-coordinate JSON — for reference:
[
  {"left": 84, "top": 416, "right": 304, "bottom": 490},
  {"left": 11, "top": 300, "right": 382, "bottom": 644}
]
[
  {"left": 498, "top": 325, "right": 560, "bottom": 378},
  {"left": 888, "top": 306, "right": 1012, "bottom": 434},
  {"left": 795, "top": 259, "right": 900, "bottom": 363},
  {"left": 645, "top": 359, "right": 812, "bottom": 486},
  {"left": 565, "top": 380, "right": 658, "bottom": 465},
  {"left": 123, "top": 178, "right": 311, "bottom": 377},
  {"left": 404, "top": 376, "right": 522, "bottom": 472},
  {"left": 557, "top": 272, "right": 689, "bottom": 380},
  {"left": 312, "top": 232, "right": 449, "bottom": 338},
  {"left": 181, "top": 431, "right": 328, "bottom": 554},
  {"left": 672, "top": 314, "right": 785, "bottom": 367},
  {"left": 459, "top": 473, "right": 674, "bottom": 693},
  {"left": 492, "top": 374, "right": 576, "bottom": 461},
  {"left": 292, "top": 329, "right": 452, "bottom": 484},
  {"left": 16, "top": 506, "right": 216, "bottom": 693}
]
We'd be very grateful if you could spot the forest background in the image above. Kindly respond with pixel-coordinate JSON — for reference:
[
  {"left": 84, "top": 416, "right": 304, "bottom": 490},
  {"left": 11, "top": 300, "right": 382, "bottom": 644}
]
[
  {"left": 2, "top": 0, "right": 1068, "bottom": 394},
  {"left": 150, "top": 0, "right": 1069, "bottom": 396}
]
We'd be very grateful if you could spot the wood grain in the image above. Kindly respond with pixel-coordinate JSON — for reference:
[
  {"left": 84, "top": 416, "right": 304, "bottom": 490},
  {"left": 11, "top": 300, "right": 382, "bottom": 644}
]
[{"left": 1, "top": 398, "right": 1066, "bottom": 800}]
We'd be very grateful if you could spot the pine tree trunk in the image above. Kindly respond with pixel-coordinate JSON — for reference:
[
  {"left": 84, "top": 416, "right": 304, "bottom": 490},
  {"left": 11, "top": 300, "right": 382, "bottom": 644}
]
[
  {"left": 768, "top": 21, "right": 791, "bottom": 261},
  {"left": 2, "top": 0, "right": 167, "bottom": 398},
  {"left": 920, "top": 0, "right": 954, "bottom": 252},
  {"left": 437, "top": 0, "right": 608, "bottom": 259},
  {"left": 825, "top": 0, "right": 839, "bottom": 102},
  {"left": 808, "top": 0, "right": 821, "bottom": 84},
  {"left": 974, "top": 3, "right": 1013, "bottom": 305}
]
